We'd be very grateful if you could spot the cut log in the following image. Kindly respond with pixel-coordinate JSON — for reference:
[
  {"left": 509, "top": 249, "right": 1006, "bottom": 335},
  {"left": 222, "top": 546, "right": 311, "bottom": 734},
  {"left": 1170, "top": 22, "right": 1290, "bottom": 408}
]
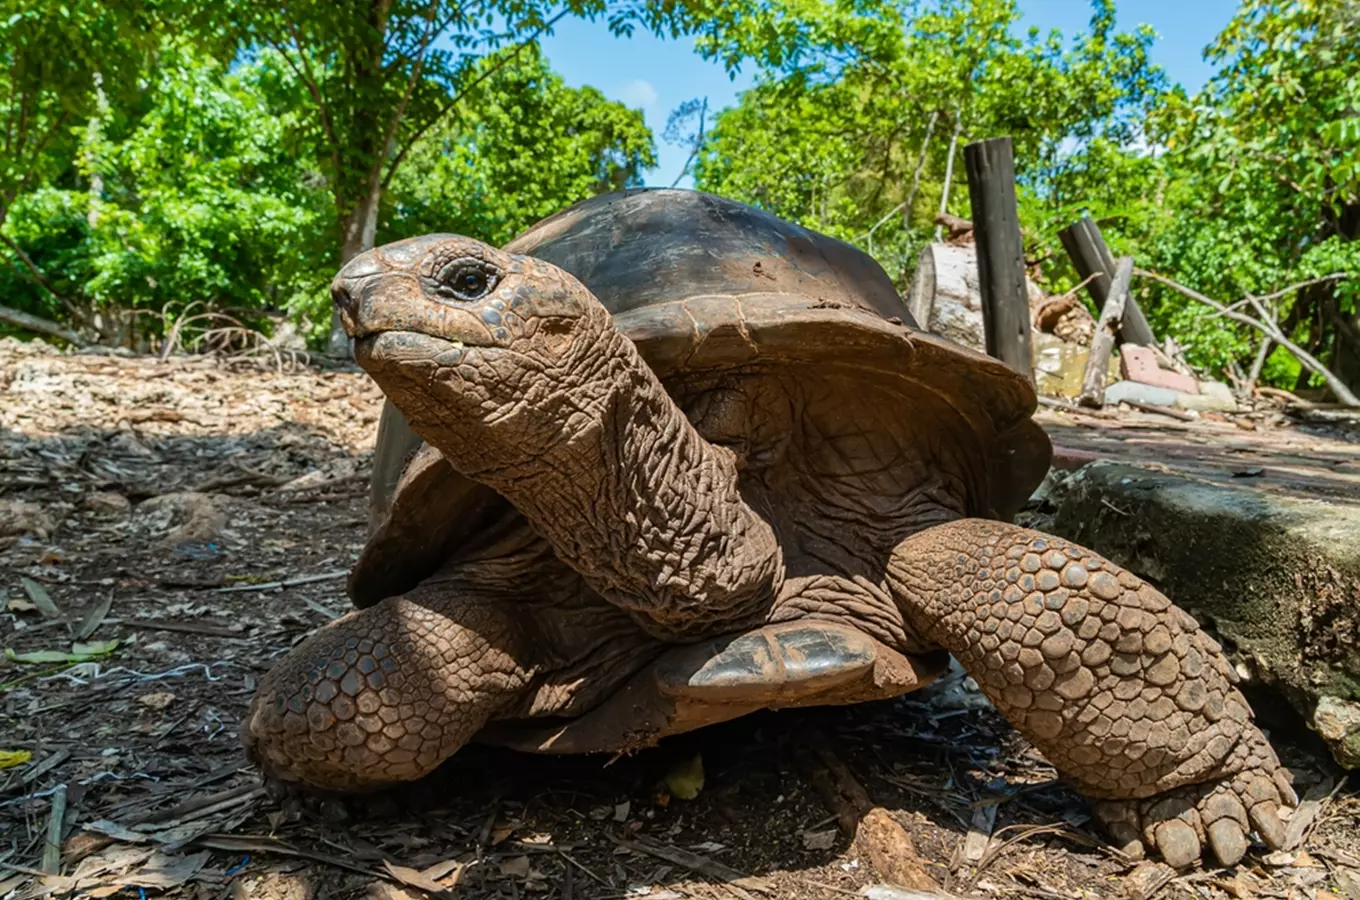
[
  {"left": 0, "top": 302, "right": 87, "bottom": 346},
  {"left": 908, "top": 242, "right": 1052, "bottom": 355},
  {"left": 1078, "top": 256, "right": 1133, "bottom": 408},
  {"left": 964, "top": 137, "right": 1033, "bottom": 383},
  {"left": 1059, "top": 217, "right": 1157, "bottom": 347},
  {"left": 906, "top": 243, "right": 986, "bottom": 350}
]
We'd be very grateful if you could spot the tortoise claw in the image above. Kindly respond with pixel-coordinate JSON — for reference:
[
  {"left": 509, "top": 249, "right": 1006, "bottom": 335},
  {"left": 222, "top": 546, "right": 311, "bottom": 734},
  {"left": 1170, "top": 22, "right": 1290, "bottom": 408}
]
[
  {"left": 1154, "top": 820, "right": 1202, "bottom": 870},
  {"left": 1207, "top": 819, "right": 1248, "bottom": 867}
]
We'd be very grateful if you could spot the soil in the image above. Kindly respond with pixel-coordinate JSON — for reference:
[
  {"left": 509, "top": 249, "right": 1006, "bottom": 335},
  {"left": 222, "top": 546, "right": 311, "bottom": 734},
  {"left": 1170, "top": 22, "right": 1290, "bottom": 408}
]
[{"left": 2, "top": 337, "right": 1357, "bottom": 900}]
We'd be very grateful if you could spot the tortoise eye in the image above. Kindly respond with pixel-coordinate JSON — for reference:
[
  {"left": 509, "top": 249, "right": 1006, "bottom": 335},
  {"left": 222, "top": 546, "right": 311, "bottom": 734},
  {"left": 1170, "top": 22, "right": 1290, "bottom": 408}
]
[{"left": 435, "top": 259, "right": 498, "bottom": 302}]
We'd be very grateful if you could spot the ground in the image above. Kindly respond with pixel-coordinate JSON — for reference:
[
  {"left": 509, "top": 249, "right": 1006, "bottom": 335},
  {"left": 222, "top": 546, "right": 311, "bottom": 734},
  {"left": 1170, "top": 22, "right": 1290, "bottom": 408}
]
[{"left": 2, "top": 338, "right": 1357, "bottom": 900}]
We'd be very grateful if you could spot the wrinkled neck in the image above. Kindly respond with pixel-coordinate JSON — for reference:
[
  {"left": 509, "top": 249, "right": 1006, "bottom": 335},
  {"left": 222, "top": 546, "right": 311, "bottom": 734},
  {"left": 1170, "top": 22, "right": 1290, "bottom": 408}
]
[{"left": 479, "top": 337, "right": 783, "bottom": 640}]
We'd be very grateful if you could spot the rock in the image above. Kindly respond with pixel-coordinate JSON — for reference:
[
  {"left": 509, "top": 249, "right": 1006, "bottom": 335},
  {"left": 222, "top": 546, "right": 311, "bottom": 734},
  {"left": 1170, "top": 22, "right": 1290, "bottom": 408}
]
[
  {"left": 1103, "top": 380, "right": 1186, "bottom": 408},
  {"left": 1312, "top": 697, "right": 1360, "bottom": 769},
  {"left": 132, "top": 492, "right": 227, "bottom": 547},
  {"left": 1046, "top": 462, "right": 1360, "bottom": 769},
  {"left": 0, "top": 499, "right": 56, "bottom": 540},
  {"left": 83, "top": 492, "right": 132, "bottom": 517},
  {"left": 1120, "top": 345, "right": 1199, "bottom": 394},
  {"left": 1175, "top": 380, "right": 1238, "bottom": 412}
]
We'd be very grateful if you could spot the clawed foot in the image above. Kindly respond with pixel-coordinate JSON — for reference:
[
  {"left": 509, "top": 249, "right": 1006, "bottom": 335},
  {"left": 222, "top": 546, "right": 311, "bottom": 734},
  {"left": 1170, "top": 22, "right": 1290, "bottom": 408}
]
[{"left": 1094, "top": 757, "right": 1299, "bottom": 868}]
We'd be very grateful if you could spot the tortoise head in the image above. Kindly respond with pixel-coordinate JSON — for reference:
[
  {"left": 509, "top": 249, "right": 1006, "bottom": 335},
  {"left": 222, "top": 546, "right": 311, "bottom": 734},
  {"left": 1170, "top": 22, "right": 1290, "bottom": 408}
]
[{"left": 333, "top": 234, "right": 621, "bottom": 474}]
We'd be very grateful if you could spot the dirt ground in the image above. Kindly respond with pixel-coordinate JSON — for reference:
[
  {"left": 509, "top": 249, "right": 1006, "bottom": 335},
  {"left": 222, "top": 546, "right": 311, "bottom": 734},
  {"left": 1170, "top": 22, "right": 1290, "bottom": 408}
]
[{"left": 2, "top": 337, "right": 1357, "bottom": 900}]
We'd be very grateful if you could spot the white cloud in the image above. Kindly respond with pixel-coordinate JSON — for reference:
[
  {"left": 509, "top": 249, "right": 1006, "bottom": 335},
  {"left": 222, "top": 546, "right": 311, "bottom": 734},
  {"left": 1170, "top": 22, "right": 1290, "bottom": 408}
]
[{"left": 618, "top": 79, "right": 659, "bottom": 109}]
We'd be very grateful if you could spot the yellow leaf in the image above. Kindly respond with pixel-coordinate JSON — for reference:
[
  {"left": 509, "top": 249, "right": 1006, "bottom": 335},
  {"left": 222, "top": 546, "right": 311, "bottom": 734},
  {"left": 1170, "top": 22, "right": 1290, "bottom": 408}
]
[
  {"left": 0, "top": 750, "right": 32, "bottom": 770},
  {"left": 664, "top": 753, "right": 705, "bottom": 800}
]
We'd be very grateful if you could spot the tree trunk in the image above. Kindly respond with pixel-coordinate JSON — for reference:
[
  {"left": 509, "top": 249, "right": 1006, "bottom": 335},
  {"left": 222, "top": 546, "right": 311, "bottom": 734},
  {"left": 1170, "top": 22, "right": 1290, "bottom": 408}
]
[{"left": 906, "top": 242, "right": 986, "bottom": 351}]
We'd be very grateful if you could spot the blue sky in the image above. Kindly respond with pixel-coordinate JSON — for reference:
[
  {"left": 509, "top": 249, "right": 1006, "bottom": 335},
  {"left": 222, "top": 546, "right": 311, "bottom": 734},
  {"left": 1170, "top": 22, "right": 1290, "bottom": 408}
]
[{"left": 536, "top": 0, "right": 1240, "bottom": 188}]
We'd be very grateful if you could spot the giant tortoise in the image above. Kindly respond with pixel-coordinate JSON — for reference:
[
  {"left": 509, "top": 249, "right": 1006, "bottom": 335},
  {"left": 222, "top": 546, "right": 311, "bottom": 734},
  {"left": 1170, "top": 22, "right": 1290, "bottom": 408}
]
[{"left": 245, "top": 188, "right": 1297, "bottom": 868}]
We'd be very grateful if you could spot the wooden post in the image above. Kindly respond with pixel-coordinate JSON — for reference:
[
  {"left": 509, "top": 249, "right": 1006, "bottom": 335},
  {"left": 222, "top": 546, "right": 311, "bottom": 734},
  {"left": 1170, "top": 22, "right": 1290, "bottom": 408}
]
[
  {"left": 963, "top": 137, "right": 1033, "bottom": 383},
  {"left": 1079, "top": 256, "right": 1134, "bottom": 408},
  {"left": 1058, "top": 216, "right": 1157, "bottom": 347}
]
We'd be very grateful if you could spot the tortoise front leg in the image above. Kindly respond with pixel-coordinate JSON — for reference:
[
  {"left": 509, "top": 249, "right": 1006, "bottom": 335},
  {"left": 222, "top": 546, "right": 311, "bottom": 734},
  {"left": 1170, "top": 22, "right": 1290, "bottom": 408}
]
[
  {"left": 244, "top": 582, "right": 540, "bottom": 792},
  {"left": 886, "top": 519, "right": 1298, "bottom": 868}
]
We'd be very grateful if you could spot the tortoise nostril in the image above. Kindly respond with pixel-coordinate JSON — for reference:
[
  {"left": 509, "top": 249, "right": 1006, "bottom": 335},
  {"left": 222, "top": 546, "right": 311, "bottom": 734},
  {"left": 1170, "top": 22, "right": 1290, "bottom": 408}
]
[{"left": 331, "top": 279, "right": 359, "bottom": 322}]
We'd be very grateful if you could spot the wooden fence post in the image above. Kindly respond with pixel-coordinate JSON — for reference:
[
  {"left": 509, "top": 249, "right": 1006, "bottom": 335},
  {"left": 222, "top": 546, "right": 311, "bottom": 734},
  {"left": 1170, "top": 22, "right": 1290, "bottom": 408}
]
[
  {"left": 963, "top": 137, "right": 1033, "bottom": 383},
  {"left": 1058, "top": 216, "right": 1157, "bottom": 347}
]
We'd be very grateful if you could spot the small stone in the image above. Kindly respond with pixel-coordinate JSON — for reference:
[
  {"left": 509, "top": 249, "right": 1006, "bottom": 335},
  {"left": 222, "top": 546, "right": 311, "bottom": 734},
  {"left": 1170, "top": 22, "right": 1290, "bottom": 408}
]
[
  {"left": 1036, "top": 570, "right": 1061, "bottom": 592},
  {"left": 83, "top": 492, "right": 131, "bottom": 517},
  {"left": 0, "top": 499, "right": 55, "bottom": 539}
]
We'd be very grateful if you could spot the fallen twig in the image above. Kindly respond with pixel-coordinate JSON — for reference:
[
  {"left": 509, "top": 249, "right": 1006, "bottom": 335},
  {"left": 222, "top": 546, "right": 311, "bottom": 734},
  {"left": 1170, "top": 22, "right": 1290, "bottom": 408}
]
[
  {"left": 1136, "top": 268, "right": 1360, "bottom": 407},
  {"left": 1121, "top": 400, "right": 1196, "bottom": 422},
  {"left": 216, "top": 570, "right": 347, "bottom": 594},
  {"left": 1037, "top": 395, "right": 1116, "bottom": 418}
]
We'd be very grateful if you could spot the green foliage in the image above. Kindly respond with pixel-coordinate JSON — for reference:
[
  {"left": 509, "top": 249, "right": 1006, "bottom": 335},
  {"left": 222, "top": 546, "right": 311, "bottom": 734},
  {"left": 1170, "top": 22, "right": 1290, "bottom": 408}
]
[
  {"left": 384, "top": 44, "right": 655, "bottom": 247},
  {"left": 1099, "top": 0, "right": 1360, "bottom": 380},
  {"left": 690, "top": 0, "right": 1168, "bottom": 281},
  {"left": 0, "top": 36, "right": 658, "bottom": 346},
  {"left": 692, "top": 0, "right": 1359, "bottom": 390}
]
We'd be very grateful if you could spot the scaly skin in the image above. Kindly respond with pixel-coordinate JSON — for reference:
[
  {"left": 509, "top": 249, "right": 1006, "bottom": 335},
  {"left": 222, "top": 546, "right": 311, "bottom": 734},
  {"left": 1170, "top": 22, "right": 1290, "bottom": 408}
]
[
  {"left": 244, "top": 584, "right": 536, "bottom": 792},
  {"left": 245, "top": 526, "right": 666, "bottom": 791},
  {"left": 887, "top": 519, "right": 1298, "bottom": 867},
  {"left": 331, "top": 234, "right": 782, "bottom": 640}
]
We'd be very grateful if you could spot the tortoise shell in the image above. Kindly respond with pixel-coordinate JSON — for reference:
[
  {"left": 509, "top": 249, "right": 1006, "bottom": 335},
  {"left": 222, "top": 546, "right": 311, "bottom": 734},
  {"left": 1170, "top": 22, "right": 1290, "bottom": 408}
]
[{"left": 351, "top": 188, "right": 1051, "bottom": 608}]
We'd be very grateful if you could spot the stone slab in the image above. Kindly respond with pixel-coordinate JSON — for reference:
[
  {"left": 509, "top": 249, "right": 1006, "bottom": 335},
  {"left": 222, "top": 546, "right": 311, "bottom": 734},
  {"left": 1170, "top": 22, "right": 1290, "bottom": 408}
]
[
  {"left": 1121, "top": 345, "right": 1200, "bottom": 394},
  {"left": 1174, "top": 380, "right": 1238, "bottom": 412},
  {"left": 1103, "top": 380, "right": 1186, "bottom": 409},
  {"left": 1043, "top": 461, "right": 1360, "bottom": 769}
]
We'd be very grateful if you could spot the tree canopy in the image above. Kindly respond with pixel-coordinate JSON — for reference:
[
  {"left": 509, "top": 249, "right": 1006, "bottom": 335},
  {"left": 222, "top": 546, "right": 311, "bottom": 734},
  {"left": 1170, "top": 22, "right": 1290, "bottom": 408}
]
[{"left": 0, "top": 0, "right": 1355, "bottom": 398}]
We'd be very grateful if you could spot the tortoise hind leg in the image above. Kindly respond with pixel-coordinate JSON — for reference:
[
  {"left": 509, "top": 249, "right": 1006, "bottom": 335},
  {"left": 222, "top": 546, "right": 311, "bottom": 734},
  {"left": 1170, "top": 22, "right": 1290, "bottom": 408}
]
[
  {"left": 885, "top": 518, "right": 1298, "bottom": 868},
  {"left": 482, "top": 621, "right": 947, "bottom": 755}
]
